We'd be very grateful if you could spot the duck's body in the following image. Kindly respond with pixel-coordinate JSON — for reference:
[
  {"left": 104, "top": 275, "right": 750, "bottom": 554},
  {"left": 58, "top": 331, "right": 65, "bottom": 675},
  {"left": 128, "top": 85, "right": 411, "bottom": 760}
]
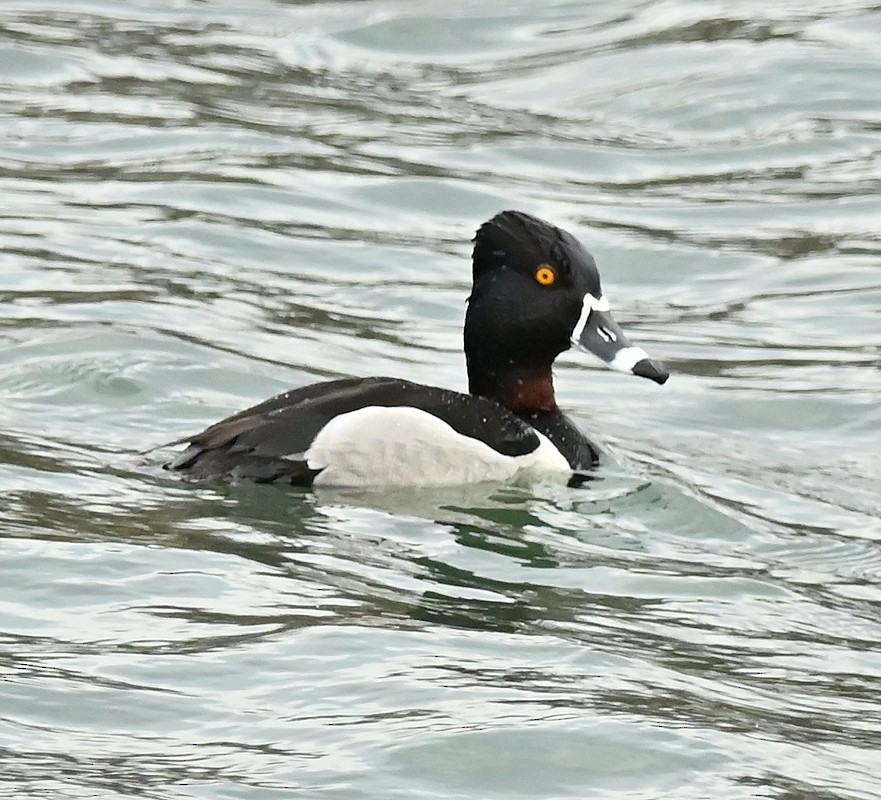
[
  {"left": 164, "top": 211, "right": 668, "bottom": 487},
  {"left": 165, "top": 376, "right": 592, "bottom": 486}
]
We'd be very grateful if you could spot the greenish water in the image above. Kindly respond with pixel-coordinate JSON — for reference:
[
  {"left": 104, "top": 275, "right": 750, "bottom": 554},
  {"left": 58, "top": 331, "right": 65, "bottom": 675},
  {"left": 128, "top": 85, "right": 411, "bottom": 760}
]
[{"left": 2, "top": 1, "right": 880, "bottom": 798}]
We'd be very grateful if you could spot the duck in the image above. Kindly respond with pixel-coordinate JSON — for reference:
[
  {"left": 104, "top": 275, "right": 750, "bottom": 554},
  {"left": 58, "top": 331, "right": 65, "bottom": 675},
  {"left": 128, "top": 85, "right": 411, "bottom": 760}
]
[{"left": 163, "top": 210, "right": 668, "bottom": 487}]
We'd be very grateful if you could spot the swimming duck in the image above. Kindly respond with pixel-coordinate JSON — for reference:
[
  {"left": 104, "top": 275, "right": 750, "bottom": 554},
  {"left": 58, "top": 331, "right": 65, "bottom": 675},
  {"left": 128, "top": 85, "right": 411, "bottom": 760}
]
[{"left": 164, "top": 210, "right": 668, "bottom": 486}]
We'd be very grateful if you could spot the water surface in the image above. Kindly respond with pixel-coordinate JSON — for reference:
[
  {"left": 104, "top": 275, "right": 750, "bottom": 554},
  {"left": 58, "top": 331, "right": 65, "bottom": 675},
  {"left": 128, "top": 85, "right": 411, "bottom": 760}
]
[{"left": 1, "top": 1, "right": 880, "bottom": 798}]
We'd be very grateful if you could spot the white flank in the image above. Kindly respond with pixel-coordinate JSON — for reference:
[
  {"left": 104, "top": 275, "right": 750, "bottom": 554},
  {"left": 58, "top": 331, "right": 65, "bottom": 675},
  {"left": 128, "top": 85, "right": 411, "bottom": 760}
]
[
  {"left": 570, "top": 293, "right": 609, "bottom": 344},
  {"left": 305, "top": 406, "right": 569, "bottom": 488},
  {"left": 608, "top": 345, "right": 650, "bottom": 374}
]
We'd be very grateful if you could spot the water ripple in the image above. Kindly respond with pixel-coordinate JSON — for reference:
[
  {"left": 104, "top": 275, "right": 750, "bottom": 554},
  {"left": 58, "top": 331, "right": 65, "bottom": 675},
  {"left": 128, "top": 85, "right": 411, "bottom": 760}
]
[{"left": 2, "top": 1, "right": 881, "bottom": 799}]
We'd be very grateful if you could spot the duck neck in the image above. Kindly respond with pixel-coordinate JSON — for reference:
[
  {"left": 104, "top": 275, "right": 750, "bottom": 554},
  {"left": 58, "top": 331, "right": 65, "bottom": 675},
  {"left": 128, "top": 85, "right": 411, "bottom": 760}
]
[{"left": 467, "top": 364, "right": 558, "bottom": 416}]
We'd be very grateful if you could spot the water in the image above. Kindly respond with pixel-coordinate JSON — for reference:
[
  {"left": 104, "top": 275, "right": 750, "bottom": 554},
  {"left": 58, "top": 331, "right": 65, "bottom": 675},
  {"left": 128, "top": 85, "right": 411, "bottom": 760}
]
[{"left": 2, "top": 1, "right": 880, "bottom": 798}]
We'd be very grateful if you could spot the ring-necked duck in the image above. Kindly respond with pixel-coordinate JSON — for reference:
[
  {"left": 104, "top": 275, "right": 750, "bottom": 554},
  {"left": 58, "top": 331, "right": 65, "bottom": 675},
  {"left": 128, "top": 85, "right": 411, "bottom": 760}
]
[{"left": 163, "top": 210, "right": 668, "bottom": 487}]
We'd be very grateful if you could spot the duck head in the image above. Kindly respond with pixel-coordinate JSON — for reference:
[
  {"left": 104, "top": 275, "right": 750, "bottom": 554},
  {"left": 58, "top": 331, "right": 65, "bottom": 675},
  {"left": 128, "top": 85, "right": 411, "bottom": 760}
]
[{"left": 465, "top": 210, "right": 668, "bottom": 412}]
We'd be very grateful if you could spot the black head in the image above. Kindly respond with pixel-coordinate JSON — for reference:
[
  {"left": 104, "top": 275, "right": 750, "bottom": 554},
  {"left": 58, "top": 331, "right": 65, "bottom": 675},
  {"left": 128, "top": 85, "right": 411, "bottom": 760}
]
[
  {"left": 465, "top": 210, "right": 668, "bottom": 409},
  {"left": 471, "top": 210, "right": 602, "bottom": 294}
]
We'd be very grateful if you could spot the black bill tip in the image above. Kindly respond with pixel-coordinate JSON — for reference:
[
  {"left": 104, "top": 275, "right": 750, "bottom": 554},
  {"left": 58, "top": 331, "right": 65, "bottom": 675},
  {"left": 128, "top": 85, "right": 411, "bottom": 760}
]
[{"left": 633, "top": 357, "right": 669, "bottom": 385}]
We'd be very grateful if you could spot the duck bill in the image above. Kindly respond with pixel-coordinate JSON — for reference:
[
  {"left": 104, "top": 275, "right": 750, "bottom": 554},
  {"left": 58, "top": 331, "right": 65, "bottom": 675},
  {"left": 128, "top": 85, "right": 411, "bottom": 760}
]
[{"left": 571, "top": 295, "right": 669, "bottom": 385}]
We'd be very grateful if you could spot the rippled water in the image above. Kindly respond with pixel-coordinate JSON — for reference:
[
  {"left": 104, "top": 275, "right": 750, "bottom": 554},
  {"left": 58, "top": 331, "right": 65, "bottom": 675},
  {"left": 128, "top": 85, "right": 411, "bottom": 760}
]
[{"left": 2, "top": 1, "right": 880, "bottom": 798}]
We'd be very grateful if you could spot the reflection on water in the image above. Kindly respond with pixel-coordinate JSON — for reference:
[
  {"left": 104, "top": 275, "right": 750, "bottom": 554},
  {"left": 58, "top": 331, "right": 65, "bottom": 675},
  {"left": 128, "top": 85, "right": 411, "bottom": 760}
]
[{"left": 2, "top": 1, "right": 880, "bottom": 799}]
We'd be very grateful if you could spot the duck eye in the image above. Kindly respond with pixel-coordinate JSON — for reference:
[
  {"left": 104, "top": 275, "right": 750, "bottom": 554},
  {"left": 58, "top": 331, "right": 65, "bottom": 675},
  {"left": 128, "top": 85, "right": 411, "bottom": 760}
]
[{"left": 534, "top": 265, "right": 557, "bottom": 286}]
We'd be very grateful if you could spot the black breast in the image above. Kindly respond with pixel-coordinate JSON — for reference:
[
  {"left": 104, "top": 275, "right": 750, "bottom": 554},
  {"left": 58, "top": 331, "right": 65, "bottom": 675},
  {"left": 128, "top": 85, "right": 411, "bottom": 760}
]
[{"left": 522, "top": 408, "right": 600, "bottom": 484}]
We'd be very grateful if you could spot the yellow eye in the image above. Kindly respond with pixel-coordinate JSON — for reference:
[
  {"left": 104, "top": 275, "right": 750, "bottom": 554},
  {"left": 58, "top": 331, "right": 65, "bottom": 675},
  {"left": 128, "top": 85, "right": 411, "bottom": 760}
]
[{"left": 534, "top": 265, "right": 557, "bottom": 286}]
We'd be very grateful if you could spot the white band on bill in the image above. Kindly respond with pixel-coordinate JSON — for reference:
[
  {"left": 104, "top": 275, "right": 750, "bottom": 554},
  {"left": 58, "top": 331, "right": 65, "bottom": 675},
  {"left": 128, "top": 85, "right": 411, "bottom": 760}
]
[{"left": 608, "top": 345, "right": 650, "bottom": 373}]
